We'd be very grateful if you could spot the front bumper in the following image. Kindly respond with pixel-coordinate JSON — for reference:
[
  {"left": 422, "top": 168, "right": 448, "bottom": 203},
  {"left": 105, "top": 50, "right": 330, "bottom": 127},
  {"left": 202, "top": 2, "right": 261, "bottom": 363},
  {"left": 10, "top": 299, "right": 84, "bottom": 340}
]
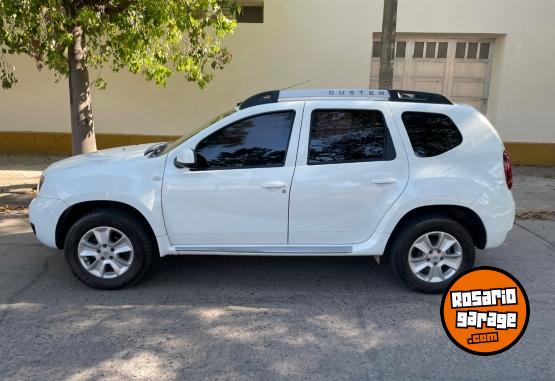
[{"left": 29, "top": 196, "right": 69, "bottom": 249}]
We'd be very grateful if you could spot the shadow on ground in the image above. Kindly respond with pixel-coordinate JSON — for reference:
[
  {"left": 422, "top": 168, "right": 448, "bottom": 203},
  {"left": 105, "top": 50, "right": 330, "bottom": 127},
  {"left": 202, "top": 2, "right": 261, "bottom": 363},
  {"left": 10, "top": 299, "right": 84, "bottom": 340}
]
[{"left": 1, "top": 222, "right": 554, "bottom": 380}]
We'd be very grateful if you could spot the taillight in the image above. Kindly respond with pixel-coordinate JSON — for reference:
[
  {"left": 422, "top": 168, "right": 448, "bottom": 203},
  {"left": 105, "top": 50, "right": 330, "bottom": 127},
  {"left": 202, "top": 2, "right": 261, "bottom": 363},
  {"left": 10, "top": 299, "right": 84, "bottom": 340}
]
[{"left": 503, "top": 150, "right": 513, "bottom": 190}]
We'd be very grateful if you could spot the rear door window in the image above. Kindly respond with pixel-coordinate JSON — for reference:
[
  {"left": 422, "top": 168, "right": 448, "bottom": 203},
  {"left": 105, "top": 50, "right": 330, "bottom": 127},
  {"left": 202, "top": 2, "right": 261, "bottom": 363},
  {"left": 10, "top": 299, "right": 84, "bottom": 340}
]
[
  {"left": 308, "top": 109, "right": 395, "bottom": 165},
  {"left": 401, "top": 112, "right": 463, "bottom": 157}
]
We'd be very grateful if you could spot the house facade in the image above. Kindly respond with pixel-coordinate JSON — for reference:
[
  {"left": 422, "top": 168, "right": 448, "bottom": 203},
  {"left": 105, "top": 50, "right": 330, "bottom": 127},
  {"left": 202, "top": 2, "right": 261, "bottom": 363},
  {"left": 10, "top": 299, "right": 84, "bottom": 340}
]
[{"left": 1, "top": 0, "right": 554, "bottom": 164}]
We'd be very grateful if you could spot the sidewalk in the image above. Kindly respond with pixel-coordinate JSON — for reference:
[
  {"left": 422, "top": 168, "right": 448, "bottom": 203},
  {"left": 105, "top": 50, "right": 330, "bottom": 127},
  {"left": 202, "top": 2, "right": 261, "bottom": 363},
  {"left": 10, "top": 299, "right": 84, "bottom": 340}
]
[{"left": 0, "top": 154, "right": 64, "bottom": 212}]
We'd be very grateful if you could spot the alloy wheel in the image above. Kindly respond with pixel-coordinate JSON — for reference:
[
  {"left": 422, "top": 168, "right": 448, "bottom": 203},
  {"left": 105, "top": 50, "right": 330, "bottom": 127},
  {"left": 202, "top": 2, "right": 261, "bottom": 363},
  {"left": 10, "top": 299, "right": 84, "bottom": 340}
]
[
  {"left": 408, "top": 231, "right": 463, "bottom": 283},
  {"left": 77, "top": 226, "right": 134, "bottom": 279}
]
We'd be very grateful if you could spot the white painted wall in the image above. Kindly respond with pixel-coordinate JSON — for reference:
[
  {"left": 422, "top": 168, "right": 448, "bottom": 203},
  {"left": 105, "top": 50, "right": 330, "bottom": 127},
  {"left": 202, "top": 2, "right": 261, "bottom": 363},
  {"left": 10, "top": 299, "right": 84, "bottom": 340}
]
[{"left": 1, "top": 0, "right": 554, "bottom": 143}]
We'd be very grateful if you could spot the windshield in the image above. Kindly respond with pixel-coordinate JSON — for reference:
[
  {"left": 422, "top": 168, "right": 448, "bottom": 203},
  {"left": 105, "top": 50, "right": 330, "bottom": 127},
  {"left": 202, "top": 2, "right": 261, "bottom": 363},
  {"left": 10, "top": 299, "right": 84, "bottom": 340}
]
[{"left": 158, "top": 109, "right": 236, "bottom": 156}]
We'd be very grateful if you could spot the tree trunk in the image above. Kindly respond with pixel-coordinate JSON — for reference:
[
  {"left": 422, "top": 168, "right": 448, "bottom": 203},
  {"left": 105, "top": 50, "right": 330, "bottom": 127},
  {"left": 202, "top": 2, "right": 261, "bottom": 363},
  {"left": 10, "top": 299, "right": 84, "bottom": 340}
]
[
  {"left": 68, "top": 26, "right": 97, "bottom": 155},
  {"left": 379, "top": 0, "right": 398, "bottom": 89}
]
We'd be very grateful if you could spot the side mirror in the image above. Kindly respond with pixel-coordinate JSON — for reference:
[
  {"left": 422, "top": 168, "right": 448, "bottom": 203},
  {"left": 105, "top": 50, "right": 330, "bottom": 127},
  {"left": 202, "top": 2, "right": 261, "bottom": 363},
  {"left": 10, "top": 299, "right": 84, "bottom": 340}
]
[{"left": 174, "top": 147, "right": 196, "bottom": 169}]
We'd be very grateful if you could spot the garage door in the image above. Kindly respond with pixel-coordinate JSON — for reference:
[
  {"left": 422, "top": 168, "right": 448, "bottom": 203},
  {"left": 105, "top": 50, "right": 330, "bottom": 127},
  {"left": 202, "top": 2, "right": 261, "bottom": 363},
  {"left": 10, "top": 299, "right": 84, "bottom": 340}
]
[{"left": 370, "top": 37, "right": 494, "bottom": 113}]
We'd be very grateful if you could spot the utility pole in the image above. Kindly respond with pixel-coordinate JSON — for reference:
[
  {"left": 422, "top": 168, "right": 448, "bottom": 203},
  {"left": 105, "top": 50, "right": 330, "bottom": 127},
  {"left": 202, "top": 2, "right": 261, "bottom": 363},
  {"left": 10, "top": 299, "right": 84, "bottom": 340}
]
[{"left": 378, "top": 0, "right": 398, "bottom": 89}]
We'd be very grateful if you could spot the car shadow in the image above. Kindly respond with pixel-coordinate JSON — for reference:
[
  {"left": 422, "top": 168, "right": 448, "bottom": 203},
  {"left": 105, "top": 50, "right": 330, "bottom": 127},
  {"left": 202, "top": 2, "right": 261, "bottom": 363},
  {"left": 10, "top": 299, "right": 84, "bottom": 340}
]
[{"left": 2, "top": 228, "right": 547, "bottom": 380}]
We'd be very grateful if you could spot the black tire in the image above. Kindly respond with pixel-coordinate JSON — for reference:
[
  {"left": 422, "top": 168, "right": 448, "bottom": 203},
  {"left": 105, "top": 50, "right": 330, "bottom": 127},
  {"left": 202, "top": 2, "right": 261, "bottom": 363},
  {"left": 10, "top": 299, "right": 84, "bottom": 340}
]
[
  {"left": 64, "top": 209, "right": 155, "bottom": 289},
  {"left": 389, "top": 214, "right": 475, "bottom": 293}
]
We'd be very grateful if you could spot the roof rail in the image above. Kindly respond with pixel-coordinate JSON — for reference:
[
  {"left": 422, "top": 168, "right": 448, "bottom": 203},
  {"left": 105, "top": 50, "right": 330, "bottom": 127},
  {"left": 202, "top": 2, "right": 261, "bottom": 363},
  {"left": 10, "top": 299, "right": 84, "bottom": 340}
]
[
  {"left": 238, "top": 90, "right": 280, "bottom": 110},
  {"left": 388, "top": 90, "right": 452, "bottom": 105},
  {"left": 280, "top": 89, "right": 390, "bottom": 101},
  {"left": 238, "top": 89, "right": 452, "bottom": 109}
]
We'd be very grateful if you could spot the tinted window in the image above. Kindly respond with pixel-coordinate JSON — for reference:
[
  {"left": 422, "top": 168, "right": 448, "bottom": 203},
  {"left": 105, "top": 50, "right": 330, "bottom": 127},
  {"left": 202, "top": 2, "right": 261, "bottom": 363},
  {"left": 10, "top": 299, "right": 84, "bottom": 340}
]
[
  {"left": 479, "top": 43, "right": 490, "bottom": 59},
  {"left": 401, "top": 112, "right": 463, "bottom": 157},
  {"left": 455, "top": 42, "right": 466, "bottom": 59},
  {"left": 414, "top": 42, "right": 425, "bottom": 58},
  {"left": 437, "top": 42, "right": 448, "bottom": 58},
  {"left": 372, "top": 41, "right": 382, "bottom": 58},
  {"left": 236, "top": 6, "right": 264, "bottom": 23},
  {"left": 396, "top": 41, "right": 406, "bottom": 58},
  {"left": 308, "top": 110, "right": 389, "bottom": 164},
  {"left": 195, "top": 111, "right": 295, "bottom": 170}
]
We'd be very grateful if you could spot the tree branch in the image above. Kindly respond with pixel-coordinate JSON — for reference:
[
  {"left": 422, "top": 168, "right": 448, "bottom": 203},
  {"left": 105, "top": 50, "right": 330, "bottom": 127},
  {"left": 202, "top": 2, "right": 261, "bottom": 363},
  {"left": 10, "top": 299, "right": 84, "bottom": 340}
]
[
  {"left": 72, "top": 0, "right": 134, "bottom": 15},
  {"left": 62, "top": 0, "right": 76, "bottom": 18},
  {"left": 104, "top": 0, "right": 134, "bottom": 15}
]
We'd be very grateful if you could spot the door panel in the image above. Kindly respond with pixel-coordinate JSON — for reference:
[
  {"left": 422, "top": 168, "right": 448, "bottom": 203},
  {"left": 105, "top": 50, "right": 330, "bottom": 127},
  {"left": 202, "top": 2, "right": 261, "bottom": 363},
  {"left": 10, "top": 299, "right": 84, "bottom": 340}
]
[
  {"left": 289, "top": 101, "right": 409, "bottom": 245},
  {"left": 163, "top": 167, "right": 294, "bottom": 245},
  {"left": 162, "top": 103, "right": 304, "bottom": 245}
]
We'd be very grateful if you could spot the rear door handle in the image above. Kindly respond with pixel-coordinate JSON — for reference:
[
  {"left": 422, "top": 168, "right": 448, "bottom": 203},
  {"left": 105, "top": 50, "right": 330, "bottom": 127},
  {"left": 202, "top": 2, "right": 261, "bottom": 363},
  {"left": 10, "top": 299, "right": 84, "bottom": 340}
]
[
  {"left": 371, "top": 178, "right": 398, "bottom": 184},
  {"left": 261, "top": 181, "right": 288, "bottom": 189}
]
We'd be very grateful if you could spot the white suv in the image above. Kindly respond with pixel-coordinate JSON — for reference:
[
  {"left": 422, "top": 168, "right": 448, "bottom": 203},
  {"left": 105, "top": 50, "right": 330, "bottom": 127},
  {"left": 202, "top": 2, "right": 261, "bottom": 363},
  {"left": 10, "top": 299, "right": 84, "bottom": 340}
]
[{"left": 29, "top": 89, "right": 515, "bottom": 293}]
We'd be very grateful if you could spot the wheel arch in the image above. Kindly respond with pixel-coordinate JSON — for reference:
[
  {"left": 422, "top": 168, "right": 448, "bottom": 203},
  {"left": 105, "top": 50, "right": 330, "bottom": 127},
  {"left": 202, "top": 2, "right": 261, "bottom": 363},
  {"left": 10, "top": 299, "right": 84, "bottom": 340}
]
[
  {"left": 55, "top": 200, "right": 158, "bottom": 252},
  {"left": 384, "top": 205, "right": 487, "bottom": 256}
]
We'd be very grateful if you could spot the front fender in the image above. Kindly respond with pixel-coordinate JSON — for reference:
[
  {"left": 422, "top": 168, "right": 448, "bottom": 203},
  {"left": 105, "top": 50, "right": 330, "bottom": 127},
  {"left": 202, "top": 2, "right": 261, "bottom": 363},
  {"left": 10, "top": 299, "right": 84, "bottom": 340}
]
[{"left": 40, "top": 155, "right": 167, "bottom": 236}]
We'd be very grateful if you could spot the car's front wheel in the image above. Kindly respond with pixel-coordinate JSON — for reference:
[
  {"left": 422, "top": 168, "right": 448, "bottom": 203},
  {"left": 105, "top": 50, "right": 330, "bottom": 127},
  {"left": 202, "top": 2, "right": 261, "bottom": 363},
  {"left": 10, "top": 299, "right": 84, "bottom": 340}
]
[
  {"left": 64, "top": 209, "right": 155, "bottom": 289},
  {"left": 389, "top": 215, "right": 475, "bottom": 293}
]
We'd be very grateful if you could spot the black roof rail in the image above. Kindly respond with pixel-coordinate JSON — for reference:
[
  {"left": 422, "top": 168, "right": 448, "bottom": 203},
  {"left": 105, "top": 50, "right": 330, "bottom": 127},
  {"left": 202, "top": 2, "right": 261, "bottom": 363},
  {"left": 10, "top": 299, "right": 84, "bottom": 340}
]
[
  {"left": 388, "top": 90, "right": 452, "bottom": 105},
  {"left": 237, "top": 89, "right": 452, "bottom": 110},
  {"left": 238, "top": 90, "right": 280, "bottom": 110}
]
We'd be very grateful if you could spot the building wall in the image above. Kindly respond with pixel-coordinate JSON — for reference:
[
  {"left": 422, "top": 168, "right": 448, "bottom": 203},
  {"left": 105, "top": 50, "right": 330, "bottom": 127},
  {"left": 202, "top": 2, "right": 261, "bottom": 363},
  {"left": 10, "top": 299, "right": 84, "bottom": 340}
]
[{"left": 1, "top": 0, "right": 554, "bottom": 163}]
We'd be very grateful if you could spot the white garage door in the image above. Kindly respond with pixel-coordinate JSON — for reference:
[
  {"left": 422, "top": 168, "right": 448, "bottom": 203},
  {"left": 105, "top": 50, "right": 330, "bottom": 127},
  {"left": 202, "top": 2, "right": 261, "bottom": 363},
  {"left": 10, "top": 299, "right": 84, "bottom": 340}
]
[{"left": 370, "top": 37, "right": 494, "bottom": 112}]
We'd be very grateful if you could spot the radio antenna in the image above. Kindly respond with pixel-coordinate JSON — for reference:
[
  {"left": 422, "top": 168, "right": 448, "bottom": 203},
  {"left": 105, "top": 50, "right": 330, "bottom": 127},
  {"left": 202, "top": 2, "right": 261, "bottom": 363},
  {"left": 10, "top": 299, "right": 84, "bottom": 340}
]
[{"left": 281, "top": 80, "right": 311, "bottom": 91}]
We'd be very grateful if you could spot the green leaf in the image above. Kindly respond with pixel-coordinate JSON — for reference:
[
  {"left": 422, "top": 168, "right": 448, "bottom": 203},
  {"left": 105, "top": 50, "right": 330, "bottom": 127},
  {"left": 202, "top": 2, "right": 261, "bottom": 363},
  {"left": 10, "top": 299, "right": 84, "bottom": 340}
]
[{"left": 0, "top": 0, "right": 237, "bottom": 89}]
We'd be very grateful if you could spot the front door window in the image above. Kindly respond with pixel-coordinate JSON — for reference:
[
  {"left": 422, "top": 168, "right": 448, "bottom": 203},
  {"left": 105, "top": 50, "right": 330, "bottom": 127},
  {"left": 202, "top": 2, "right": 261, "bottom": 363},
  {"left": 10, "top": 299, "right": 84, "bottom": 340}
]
[{"left": 194, "top": 111, "right": 295, "bottom": 170}]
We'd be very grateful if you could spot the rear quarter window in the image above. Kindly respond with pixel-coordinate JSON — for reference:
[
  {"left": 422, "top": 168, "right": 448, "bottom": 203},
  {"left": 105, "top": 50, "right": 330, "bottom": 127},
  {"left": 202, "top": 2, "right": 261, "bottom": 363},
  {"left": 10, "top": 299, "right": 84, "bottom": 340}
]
[{"left": 401, "top": 112, "right": 463, "bottom": 157}]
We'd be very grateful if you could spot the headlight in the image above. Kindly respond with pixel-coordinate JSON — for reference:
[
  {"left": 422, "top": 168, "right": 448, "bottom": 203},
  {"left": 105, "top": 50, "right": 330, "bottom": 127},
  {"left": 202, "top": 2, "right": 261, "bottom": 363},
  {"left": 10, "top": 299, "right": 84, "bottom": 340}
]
[{"left": 37, "top": 175, "right": 45, "bottom": 192}]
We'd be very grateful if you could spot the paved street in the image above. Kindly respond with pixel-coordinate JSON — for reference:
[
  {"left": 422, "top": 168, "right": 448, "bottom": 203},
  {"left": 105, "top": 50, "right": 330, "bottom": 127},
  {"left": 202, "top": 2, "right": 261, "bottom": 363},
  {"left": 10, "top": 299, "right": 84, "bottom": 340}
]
[{"left": 0, "top": 161, "right": 554, "bottom": 380}]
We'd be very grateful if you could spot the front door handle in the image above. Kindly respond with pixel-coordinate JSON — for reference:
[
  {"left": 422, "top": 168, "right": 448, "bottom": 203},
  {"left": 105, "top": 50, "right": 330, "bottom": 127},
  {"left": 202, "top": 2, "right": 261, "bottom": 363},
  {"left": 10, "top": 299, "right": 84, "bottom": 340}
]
[
  {"left": 261, "top": 181, "right": 288, "bottom": 189},
  {"left": 371, "top": 178, "right": 398, "bottom": 184}
]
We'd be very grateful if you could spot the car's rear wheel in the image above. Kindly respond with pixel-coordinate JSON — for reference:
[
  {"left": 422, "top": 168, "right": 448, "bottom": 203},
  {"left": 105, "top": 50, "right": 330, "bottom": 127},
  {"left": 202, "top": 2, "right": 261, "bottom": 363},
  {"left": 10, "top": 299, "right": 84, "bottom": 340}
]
[
  {"left": 64, "top": 209, "right": 155, "bottom": 289},
  {"left": 389, "top": 215, "right": 475, "bottom": 293}
]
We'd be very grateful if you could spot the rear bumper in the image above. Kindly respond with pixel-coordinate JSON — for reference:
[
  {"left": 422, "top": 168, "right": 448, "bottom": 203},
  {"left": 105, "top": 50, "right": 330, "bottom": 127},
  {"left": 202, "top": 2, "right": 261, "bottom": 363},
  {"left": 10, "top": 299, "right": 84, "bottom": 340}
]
[
  {"left": 471, "top": 186, "right": 515, "bottom": 249},
  {"left": 29, "top": 196, "right": 68, "bottom": 249},
  {"left": 484, "top": 226, "right": 513, "bottom": 249}
]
